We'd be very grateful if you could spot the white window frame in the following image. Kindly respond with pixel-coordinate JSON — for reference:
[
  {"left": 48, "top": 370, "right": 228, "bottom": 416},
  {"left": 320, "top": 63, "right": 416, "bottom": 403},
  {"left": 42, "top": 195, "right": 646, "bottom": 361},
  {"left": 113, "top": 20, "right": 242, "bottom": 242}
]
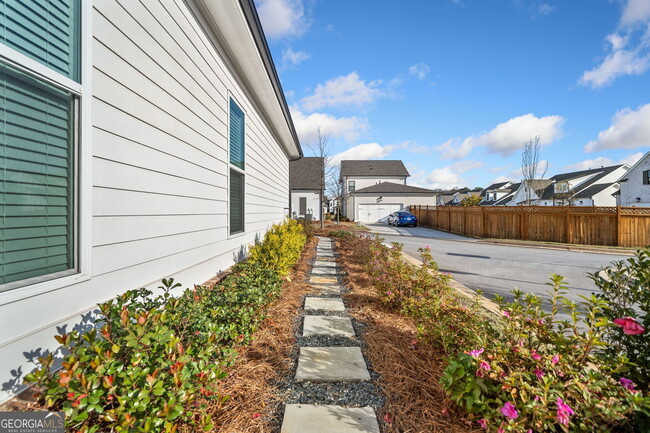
[
  {"left": 227, "top": 94, "right": 246, "bottom": 238},
  {"left": 0, "top": 1, "right": 92, "bottom": 306}
]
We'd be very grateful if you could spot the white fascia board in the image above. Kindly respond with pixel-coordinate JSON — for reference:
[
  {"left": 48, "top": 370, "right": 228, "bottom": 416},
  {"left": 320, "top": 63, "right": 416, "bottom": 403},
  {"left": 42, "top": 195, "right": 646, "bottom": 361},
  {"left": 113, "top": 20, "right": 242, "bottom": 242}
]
[{"left": 195, "top": 0, "right": 301, "bottom": 159}]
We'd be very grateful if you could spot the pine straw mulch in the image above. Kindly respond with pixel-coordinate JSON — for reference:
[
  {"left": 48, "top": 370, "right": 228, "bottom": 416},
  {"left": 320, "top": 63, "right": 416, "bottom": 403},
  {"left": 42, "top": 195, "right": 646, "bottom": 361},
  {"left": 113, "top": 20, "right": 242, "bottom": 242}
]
[
  {"left": 335, "top": 239, "right": 480, "bottom": 433},
  {"left": 195, "top": 236, "right": 318, "bottom": 433}
]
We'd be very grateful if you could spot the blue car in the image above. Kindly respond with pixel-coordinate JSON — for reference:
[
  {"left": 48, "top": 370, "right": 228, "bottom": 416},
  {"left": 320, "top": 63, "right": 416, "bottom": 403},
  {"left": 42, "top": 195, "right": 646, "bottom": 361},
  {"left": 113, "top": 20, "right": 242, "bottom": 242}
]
[{"left": 388, "top": 211, "right": 418, "bottom": 227}]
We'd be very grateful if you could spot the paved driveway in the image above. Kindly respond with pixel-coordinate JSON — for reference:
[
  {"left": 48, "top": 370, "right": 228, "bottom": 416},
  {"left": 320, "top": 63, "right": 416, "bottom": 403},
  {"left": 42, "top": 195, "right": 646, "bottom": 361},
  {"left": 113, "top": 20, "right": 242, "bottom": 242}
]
[
  {"left": 365, "top": 223, "right": 471, "bottom": 240},
  {"left": 365, "top": 223, "right": 627, "bottom": 312}
]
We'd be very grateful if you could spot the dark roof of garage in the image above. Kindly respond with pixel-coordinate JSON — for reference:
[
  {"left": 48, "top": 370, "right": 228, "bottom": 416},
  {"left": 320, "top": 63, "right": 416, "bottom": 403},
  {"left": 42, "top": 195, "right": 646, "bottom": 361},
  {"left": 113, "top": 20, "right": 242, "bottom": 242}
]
[
  {"left": 340, "top": 160, "right": 410, "bottom": 177},
  {"left": 353, "top": 182, "right": 436, "bottom": 194},
  {"left": 290, "top": 157, "right": 323, "bottom": 190}
]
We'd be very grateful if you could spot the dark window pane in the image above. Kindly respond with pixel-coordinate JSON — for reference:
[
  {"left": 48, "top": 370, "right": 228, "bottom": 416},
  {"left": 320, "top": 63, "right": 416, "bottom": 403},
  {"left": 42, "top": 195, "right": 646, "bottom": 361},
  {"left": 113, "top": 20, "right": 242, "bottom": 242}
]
[{"left": 229, "top": 169, "right": 244, "bottom": 234}]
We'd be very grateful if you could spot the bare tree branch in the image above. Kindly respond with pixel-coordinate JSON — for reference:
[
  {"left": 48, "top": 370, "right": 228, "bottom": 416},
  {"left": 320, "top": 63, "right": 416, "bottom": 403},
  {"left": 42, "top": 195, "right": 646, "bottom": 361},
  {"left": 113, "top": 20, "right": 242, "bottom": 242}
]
[
  {"left": 521, "top": 136, "right": 547, "bottom": 205},
  {"left": 308, "top": 125, "right": 334, "bottom": 229}
]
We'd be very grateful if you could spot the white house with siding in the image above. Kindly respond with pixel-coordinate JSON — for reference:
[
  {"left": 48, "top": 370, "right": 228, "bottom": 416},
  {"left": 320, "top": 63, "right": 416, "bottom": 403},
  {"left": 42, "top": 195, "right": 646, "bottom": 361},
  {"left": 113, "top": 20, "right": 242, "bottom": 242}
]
[
  {"left": 0, "top": 0, "right": 301, "bottom": 403},
  {"left": 340, "top": 160, "right": 438, "bottom": 222},
  {"left": 617, "top": 152, "right": 650, "bottom": 207},
  {"left": 289, "top": 157, "right": 323, "bottom": 220}
]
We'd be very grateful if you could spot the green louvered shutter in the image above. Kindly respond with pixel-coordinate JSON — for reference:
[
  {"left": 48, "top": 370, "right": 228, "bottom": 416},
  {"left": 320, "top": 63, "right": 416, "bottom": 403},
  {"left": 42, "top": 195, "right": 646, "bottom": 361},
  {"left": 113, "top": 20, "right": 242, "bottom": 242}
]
[
  {"left": 0, "top": 62, "right": 75, "bottom": 289},
  {"left": 229, "top": 99, "right": 244, "bottom": 170},
  {"left": 229, "top": 170, "right": 244, "bottom": 234},
  {"left": 0, "top": 0, "right": 81, "bottom": 82}
]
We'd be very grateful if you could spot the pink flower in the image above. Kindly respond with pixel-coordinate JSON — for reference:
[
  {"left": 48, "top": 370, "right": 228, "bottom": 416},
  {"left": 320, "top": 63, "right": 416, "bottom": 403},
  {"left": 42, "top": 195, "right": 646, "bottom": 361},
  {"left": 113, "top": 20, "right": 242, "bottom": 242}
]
[
  {"left": 531, "top": 350, "right": 541, "bottom": 360},
  {"left": 502, "top": 310, "right": 510, "bottom": 318},
  {"left": 477, "top": 419, "right": 488, "bottom": 429},
  {"left": 386, "top": 291, "right": 392, "bottom": 296},
  {"left": 467, "top": 348, "right": 484, "bottom": 357},
  {"left": 500, "top": 402, "right": 518, "bottom": 419},
  {"left": 479, "top": 360, "right": 491, "bottom": 371},
  {"left": 613, "top": 317, "right": 645, "bottom": 335},
  {"left": 534, "top": 368, "right": 545, "bottom": 380},
  {"left": 552, "top": 354, "right": 560, "bottom": 365},
  {"left": 620, "top": 377, "right": 636, "bottom": 391},
  {"left": 534, "top": 395, "right": 540, "bottom": 402},
  {"left": 556, "top": 398, "right": 574, "bottom": 426},
  {"left": 497, "top": 429, "right": 504, "bottom": 433}
]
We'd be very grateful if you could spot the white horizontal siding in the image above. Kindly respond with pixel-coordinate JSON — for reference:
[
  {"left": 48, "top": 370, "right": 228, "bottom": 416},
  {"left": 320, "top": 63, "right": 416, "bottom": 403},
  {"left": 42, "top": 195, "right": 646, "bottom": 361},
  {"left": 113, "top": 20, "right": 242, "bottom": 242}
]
[{"left": 0, "top": 0, "right": 293, "bottom": 403}]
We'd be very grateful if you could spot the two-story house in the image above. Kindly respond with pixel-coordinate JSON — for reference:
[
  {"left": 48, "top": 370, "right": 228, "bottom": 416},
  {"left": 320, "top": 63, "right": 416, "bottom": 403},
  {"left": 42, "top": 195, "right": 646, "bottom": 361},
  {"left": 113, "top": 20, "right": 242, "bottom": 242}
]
[
  {"left": 289, "top": 157, "right": 323, "bottom": 220},
  {"left": 340, "top": 160, "right": 437, "bottom": 222},
  {"left": 617, "top": 152, "right": 650, "bottom": 207}
]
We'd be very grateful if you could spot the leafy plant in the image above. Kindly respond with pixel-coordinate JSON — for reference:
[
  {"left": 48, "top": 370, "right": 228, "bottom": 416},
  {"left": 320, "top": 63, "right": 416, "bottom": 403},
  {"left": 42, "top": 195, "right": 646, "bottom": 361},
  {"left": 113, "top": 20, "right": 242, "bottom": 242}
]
[
  {"left": 440, "top": 275, "right": 650, "bottom": 432},
  {"left": 25, "top": 262, "right": 284, "bottom": 433},
  {"left": 248, "top": 219, "right": 306, "bottom": 276}
]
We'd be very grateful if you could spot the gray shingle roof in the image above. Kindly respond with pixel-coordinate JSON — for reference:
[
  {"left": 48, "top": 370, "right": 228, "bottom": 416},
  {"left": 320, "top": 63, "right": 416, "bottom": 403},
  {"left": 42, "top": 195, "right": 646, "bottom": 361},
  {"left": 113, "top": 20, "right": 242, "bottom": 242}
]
[
  {"left": 573, "top": 183, "right": 614, "bottom": 199},
  {"left": 340, "top": 160, "right": 410, "bottom": 177},
  {"left": 352, "top": 182, "right": 435, "bottom": 194},
  {"left": 290, "top": 157, "right": 323, "bottom": 190}
]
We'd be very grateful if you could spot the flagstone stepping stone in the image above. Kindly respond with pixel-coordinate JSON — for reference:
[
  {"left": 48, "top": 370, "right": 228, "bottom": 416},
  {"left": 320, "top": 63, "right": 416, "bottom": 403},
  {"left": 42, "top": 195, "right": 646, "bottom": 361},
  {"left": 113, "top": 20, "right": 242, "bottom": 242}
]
[
  {"left": 316, "top": 252, "right": 335, "bottom": 258},
  {"left": 303, "top": 315, "right": 355, "bottom": 337},
  {"left": 281, "top": 404, "right": 379, "bottom": 433},
  {"left": 311, "top": 267, "right": 339, "bottom": 276},
  {"left": 295, "top": 347, "right": 370, "bottom": 381},
  {"left": 310, "top": 284, "right": 342, "bottom": 295},
  {"left": 313, "top": 261, "right": 337, "bottom": 268},
  {"left": 304, "top": 297, "right": 345, "bottom": 311},
  {"left": 314, "top": 256, "right": 336, "bottom": 262},
  {"left": 310, "top": 275, "right": 338, "bottom": 285}
]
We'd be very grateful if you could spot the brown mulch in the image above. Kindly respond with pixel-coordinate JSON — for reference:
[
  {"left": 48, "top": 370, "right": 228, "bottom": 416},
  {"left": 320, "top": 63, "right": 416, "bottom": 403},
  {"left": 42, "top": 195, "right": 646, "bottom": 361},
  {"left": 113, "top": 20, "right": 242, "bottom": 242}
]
[
  {"left": 336, "top": 240, "right": 480, "bottom": 433},
  {"left": 201, "top": 236, "right": 317, "bottom": 433}
]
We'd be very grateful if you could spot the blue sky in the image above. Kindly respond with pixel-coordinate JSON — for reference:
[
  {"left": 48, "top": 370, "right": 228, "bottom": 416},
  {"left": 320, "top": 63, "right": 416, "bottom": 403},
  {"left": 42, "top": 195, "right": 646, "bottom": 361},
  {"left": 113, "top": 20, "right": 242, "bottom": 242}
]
[{"left": 256, "top": 0, "right": 650, "bottom": 189}]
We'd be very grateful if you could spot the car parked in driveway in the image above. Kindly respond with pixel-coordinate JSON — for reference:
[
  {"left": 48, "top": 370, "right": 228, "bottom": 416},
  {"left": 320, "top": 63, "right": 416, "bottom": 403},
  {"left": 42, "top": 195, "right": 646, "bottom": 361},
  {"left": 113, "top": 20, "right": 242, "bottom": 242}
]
[{"left": 387, "top": 211, "right": 418, "bottom": 227}]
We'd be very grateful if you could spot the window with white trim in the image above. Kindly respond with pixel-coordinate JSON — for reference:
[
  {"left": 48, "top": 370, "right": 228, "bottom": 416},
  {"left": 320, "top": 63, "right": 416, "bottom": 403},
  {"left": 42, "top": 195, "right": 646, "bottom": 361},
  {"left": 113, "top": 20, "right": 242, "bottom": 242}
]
[
  {"left": 348, "top": 180, "right": 355, "bottom": 192},
  {"left": 229, "top": 98, "right": 245, "bottom": 234},
  {"left": 1, "top": 0, "right": 81, "bottom": 291}
]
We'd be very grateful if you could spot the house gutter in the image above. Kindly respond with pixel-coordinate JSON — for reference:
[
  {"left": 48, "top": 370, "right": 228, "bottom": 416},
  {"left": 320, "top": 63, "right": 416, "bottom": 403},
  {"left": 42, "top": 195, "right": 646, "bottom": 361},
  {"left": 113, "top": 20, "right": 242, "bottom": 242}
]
[{"left": 238, "top": 0, "right": 303, "bottom": 161}]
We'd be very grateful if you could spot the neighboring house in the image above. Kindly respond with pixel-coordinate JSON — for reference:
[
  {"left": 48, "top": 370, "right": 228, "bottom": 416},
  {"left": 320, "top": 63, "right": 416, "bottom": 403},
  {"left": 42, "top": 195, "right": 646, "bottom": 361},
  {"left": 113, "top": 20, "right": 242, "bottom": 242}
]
[
  {"left": 445, "top": 191, "right": 482, "bottom": 206},
  {"left": 536, "top": 165, "right": 629, "bottom": 206},
  {"left": 289, "top": 157, "right": 323, "bottom": 220},
  {"left": 508, "top": 180, "right": 553, "bottom": 206},
  {"left": 492, "top": 182, "right": 522, "bottom": 206},
  {"left": 340, "top": 160, "right": 437, "bottom": 222},
  {"left": 480, "top": 181, "right": 513, "bottom": 205},
  {"left": 618, "top": 152, "right": 650, "bottom": 207},
  {"left": 0, "top": 0, "right": 301, "bottom": 403}
]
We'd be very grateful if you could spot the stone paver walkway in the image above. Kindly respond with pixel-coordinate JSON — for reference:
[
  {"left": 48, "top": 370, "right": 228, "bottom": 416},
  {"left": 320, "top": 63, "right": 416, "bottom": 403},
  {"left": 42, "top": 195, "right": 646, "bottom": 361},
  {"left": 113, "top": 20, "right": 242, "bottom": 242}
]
[{"left": 280, "top": 237, "right": 380, "bottom": 433}]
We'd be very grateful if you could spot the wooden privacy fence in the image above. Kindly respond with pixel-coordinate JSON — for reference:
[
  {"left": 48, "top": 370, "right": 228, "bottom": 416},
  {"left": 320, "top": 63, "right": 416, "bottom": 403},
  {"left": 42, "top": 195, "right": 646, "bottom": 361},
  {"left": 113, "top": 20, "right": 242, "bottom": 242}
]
[{"left": 408, "top": 205, "right": 650, "bottom": 248}]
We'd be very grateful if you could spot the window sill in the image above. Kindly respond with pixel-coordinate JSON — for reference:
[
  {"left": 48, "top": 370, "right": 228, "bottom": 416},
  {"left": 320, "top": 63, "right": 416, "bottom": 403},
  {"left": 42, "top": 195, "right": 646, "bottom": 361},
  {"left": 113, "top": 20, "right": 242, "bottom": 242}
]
[{"left": 0, "top": 272, "right": 91, "bottom": 307}]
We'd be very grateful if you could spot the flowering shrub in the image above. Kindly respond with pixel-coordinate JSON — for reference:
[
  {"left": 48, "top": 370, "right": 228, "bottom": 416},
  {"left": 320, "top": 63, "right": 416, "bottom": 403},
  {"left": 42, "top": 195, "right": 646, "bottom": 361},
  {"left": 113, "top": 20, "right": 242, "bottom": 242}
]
[
  {"left": 248, "top": 218, "right": 306, "bottom": 276},
  {"left": 440, "top": 274, "right": 650, "bottom": 432},
  {"left": 591, "top": 248, "right": 649, "bottom": 392},
  {"left": 339, "top": 233, "right": 486, "bottom": 353},
  {"left": 25, "top": 261, "right": 283, "bottom": 432}
]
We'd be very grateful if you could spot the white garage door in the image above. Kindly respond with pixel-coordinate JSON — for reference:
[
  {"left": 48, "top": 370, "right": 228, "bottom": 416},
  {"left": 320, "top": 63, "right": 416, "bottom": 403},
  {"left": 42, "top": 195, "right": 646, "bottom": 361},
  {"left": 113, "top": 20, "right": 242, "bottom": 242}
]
[{"left": 357, "top": 204, "right": 402, "bottom": 223}]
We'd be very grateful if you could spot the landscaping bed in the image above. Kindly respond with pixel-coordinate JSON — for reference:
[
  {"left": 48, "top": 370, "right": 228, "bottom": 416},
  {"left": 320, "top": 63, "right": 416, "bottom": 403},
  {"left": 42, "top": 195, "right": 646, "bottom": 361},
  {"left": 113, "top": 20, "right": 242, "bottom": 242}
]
[{"left": 329, "top": 230, "right": 650, "bottom": 433}]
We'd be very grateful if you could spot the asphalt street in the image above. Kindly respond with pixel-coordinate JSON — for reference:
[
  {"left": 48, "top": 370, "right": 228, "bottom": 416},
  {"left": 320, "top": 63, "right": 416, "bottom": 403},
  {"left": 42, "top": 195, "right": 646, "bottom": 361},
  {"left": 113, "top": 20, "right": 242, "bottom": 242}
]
[{"left": 365, "top": 223, "right": 628, "bottom": 310}]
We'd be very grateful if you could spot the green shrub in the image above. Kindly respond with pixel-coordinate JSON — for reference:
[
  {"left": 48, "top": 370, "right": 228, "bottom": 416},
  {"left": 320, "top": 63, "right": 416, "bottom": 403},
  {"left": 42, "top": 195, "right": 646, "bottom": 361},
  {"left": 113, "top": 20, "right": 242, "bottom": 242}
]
[
  {"left": 296, "top": 218, "right": 315, "bottom": 240},
  {"left": 25, "top": 262, "right": 283, "bottom": 433},
  {"left": 440, "top": 275, "right": 650, "bottom": 432},
  {"left": 248, "top": 219, "right": 306, "bottom": 276}
]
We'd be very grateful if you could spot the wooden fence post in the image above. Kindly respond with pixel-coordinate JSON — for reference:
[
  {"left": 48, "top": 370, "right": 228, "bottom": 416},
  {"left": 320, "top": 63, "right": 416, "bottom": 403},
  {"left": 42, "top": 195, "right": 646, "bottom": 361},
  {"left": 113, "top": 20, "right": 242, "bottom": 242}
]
[
  {"left": 616, "top": 205, "right": 622, "bottom": 247},
  {"left": 565, "top": 206, "right": 572, "bottom": 244}
]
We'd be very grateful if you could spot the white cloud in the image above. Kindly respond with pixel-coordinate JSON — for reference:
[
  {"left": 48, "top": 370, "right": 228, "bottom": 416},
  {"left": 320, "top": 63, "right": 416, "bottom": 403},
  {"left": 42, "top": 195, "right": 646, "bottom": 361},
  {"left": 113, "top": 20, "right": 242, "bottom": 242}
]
[
  {"left": 563, "top": 152, "right": 644, "bottom": 171},
  {"left": 536, "top": 3, "right": 555, "bottom": 17},
  {"left": 300, "top": 72, "right": 384, "bottom": 111},
  {"left": 281, "top": 48, "right": 309, "bottom": 70},
  {"left": 290, "top": 105, "right": 368, "bottom": 144},
  {"left": 436, "top": 113, "right": 565, "bottom": 159},
  {"left": 256, "top": 0, "right": 308, "bottom": 39},
  {"left": 408, "top": 63, "right": 431, "bottom": 80},
  {"left": 424, "top": 160, "right": 484, "bottom": 189},
  {"left": 620, "top": 0, "right": 650, "bottom": 25},
  {"left": 585, "top": 103, "right": 650, "bottom": 152},
  {"left": 490, "top": 175, "right": 513, "bottom": 184},
  {"left": 330, "top": 143, "right": 394, "bottom": 167},
  {"left": 579, "top": 0, "right": 650, "bottom": 88}
]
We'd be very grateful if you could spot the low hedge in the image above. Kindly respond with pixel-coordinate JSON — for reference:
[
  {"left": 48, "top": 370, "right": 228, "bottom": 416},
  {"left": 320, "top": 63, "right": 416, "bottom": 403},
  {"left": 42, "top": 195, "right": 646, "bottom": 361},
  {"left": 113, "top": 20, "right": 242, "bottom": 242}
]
[{"left": 25, "top": 219, "right": 307, "bottom": 432}]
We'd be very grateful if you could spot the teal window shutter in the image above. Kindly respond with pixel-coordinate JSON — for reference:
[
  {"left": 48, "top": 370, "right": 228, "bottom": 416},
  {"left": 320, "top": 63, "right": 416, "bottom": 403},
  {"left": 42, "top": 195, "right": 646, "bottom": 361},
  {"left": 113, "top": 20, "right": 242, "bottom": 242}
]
[
  {"left": 0, "top": 62, "right": 75, "bottom": 289},
  {"left": 229, "top": 170, "right": 244, "bottom": 234},
  {"left": 229, "top": 99, "right": 244, "bottom": 170},
  {"left": 0, "top": 0, "right": 81, "bottom": 82}
]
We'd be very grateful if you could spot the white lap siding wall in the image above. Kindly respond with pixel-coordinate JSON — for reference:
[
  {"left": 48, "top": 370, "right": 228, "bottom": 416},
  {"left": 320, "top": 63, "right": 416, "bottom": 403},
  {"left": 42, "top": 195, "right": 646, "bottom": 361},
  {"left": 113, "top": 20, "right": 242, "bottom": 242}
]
[{"left": 0, "top": 0, "right": 294, "bottom": 402}]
